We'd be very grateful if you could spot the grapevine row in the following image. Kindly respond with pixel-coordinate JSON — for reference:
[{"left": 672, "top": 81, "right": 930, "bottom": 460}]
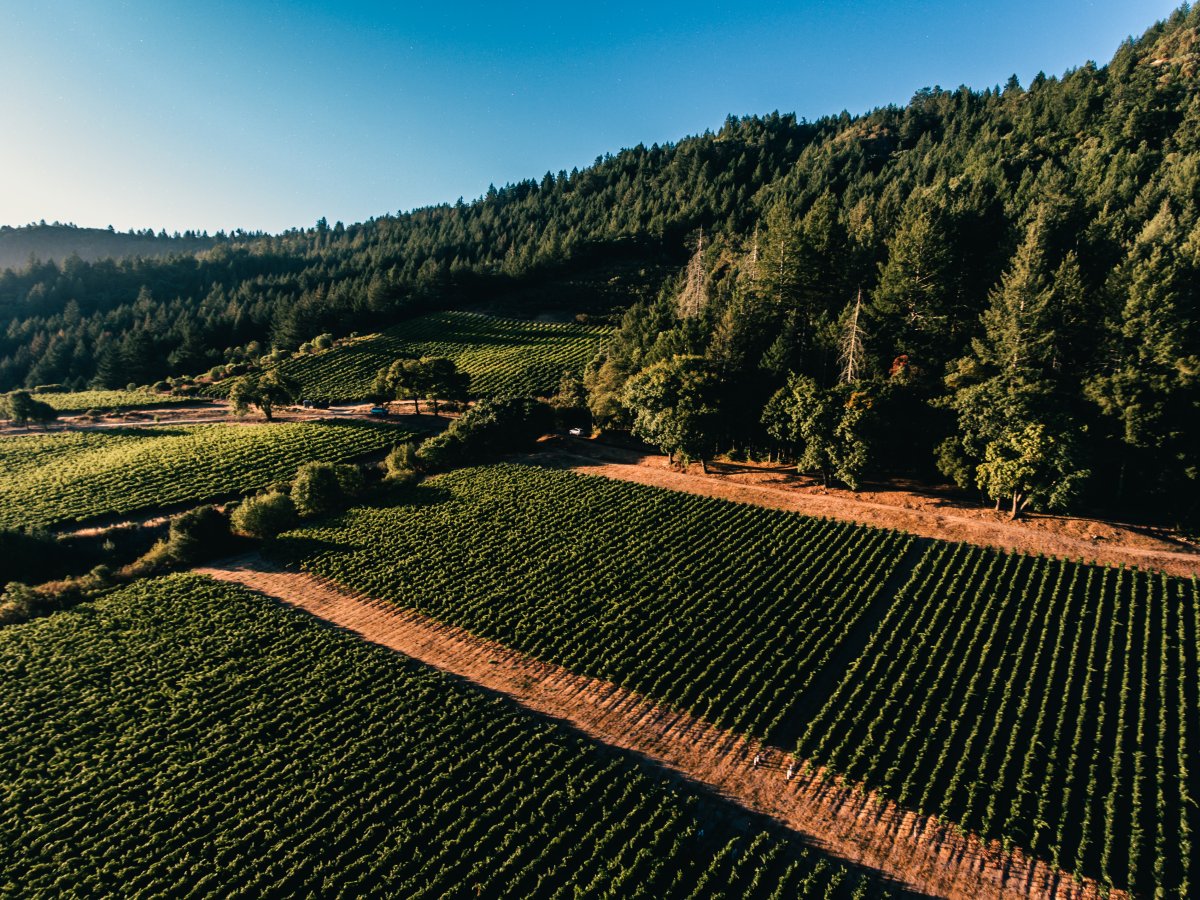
[
  {"left": 0, "top": 573, "right": 885, "bottom": 898},
  {"left": 0, "top": 421, "right": 410, "bottom": 528},
  {"left": 260, "top": 310, "right": 611, "bottom": 401}
]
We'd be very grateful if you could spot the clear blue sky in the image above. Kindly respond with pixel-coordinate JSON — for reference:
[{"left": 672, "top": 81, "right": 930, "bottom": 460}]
[{"left": 0, "top": 1, "right": 1181, "bottom": 234}]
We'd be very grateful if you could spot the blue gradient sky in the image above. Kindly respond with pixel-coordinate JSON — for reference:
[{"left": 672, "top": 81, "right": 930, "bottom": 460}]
[{"left": 0, "top": 1, "right": 1181, "bottom": 234}]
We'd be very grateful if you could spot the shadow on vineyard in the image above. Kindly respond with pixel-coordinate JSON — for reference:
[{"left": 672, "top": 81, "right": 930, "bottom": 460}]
[
  {"left": 767, "top": 537, "right": 934, "bottom": 748},
  {"left": 231, "top": 575, "right": 932, "bottom": 898},
  {"left": 276, "top": 464, "right": 1198, "bottom": 897}
]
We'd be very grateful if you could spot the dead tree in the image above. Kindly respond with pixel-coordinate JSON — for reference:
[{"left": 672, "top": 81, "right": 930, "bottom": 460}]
[
  {"left": 677, "top": 228, "right": 709, "bottom": 319},
  {"left": 838, "top": 288, "right": 868, "bottom": 384}
]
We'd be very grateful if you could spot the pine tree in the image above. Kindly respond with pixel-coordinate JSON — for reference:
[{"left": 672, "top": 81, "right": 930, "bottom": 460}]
[{"left": 870, "top": 189, "right": 957, "bottom": 369}]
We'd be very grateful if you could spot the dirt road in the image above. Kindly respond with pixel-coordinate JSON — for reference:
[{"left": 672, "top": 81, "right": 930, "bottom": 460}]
[
  {"left": 197, "top": 554, "right": 1118, "bottom": 900},
  {"left": 525, "top": 439, "right": 1200, "bottom": 578}
]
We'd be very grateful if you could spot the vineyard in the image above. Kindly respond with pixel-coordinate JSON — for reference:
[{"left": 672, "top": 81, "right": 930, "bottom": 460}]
[
  {"left": 277, "top": 463, "right": 1200, "bottom": 896},
  {"left": 796, "top": 545, "right": 1200, "bottom": 898},
  {"left": 278, "top": 463, "right": 915, "bottom": 740},
  {"left": 0, "top": 421, "right": 410, "bottom": 529},
  {"left": 0, "top": 574, "right": 887, "bottom": 898},
  {"left": 29, "top": 389, "right": 191, "bottom": 412},
  {"left": 260, "top": 311, "right": 611, "bottom": 400}
]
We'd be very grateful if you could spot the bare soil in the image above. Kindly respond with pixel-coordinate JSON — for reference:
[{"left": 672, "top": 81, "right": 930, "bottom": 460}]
[
  {"left": 526, "top": 437, "right": 1200, "bottom": 578},
  {"left": 197, "top": 554, "right": 1122, "bottom": 900}
]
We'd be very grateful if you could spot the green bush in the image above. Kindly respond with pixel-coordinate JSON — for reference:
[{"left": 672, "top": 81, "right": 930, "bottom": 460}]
[
  {"left": 384, "top": 442, "right": 422, "bottom": 482},
  {"left": 417, "top": 397, "right": 551, "bottom": 472},
  {"left": 231, "top": 492, "right": 297, "bottom": 539},
  {"left": 291, "top": 462, "right": 363, "bottom": 518}
]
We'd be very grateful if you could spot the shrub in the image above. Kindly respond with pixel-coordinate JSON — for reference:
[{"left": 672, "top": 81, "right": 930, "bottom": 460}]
[
  {"left": 385, "top": 442, "right": 422, "bottom": 482},
  {"left": 417, "top": 397, "right": 551, "bottom": 472},
  {"left": 231, "top": 492, "right": 297, "bottom": 539},
  {"left": 131, "top": 506, "right": 233, "bottom": 575},
  {"left": 168, "top": 506, "right": 232, "bottom": 561},
  {"left": 291, "top": 462, "right": 363, "bottom": 518},
  {"left": 0, "top": 528, "right": 59, "bottom": 585}
]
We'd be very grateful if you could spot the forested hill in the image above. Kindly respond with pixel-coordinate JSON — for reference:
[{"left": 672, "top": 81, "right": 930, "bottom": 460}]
[
  {"left": 2, "top": 5, "right": 1198, "bottom": 522},
  {"left": 0, "top": 223, "right": 219, "bottom": 271}
]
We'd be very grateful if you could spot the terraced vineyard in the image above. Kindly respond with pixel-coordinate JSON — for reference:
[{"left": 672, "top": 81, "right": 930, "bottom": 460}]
[
  {"left": 0, "top": 574, "right": 887, "bottom": 898},
  {"left": 278, "top": 463, "right": 1200, "bottom": 897},
  {"left": 29, "top": 389, "right": 191, "bottom": 412},
  {"left": 0, "top": 421, "right": 409, "bottom": 529},
  {"left": 268, "top": 311, "right": 611, "bottom": 400}
]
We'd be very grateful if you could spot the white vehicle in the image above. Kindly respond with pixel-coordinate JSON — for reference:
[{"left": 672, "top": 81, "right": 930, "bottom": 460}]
[{"left": 568, "top": 427, "right": 583, "bottom": 437}]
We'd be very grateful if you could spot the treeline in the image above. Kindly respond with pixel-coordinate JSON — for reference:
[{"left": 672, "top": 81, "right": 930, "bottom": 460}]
[
  {"left": 581, "top": 8, "right": 1200, "bottom": 525},
  {"left": 0, "top": 113, "right": 811, "bottom": 391},
  {"left": 1, "top": 7, "right": 1197, "bottom": 522},
  {"left": 0, "top": 223, "right": 222, "bottom": 272}
]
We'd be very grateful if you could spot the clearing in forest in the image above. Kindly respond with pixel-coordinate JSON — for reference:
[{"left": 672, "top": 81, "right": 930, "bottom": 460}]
[{"left": 229, "top": 310, "right": 611, "bottom": 401}]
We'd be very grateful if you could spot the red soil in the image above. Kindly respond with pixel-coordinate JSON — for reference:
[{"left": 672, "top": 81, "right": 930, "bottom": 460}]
[
  {"left": 196, "top": 554, "right": 1123, "bottom": 900},
  {"left": 526, "top": 437, "right": 1200, "bottom": 578}
]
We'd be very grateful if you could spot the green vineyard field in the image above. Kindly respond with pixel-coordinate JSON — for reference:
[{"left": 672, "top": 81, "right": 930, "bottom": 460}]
[
  {"left": 279, "top": 463, "right": 916, "bottom": 740},
  {"left": 0, "top": 421, "right": 410, "bottom": 529},
  {"left": 29, "top": 389, "right": 191, "bottom": 412},
  {"left": 278, "top": 463, "right": 1200, "bottom": 896},
  {"left": 796, "top": 544, "right": 1200, "bottom": 897},
  {"left": 0, "top": 574, "right": 887, "bottom": 898},
  {"left": 266, "top": 311, "right": 610, "bottom": 400}
]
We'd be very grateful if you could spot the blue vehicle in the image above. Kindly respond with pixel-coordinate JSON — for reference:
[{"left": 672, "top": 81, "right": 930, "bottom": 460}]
[{"left": 368, "top": 406, "right": 390, "bottom": 417}]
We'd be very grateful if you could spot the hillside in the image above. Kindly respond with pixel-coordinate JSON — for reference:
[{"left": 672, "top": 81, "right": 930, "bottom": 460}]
[
  {"left": 0, "top": 222, "right": 217, "bottom": 271},
  {"left": 248, "top": 311, "right": 612, "bottom": 402},
  {"left": 1, "top": 5, "right": 1197, "bottom": 525}
]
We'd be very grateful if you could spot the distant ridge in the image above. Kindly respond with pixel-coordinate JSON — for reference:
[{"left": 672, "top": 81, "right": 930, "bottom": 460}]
[{"left": 0, "top": 222, "right": 219, "bottom": 271}]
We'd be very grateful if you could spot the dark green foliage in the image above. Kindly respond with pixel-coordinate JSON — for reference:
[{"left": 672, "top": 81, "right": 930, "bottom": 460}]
[
  {"left": 762, "top": 375, "right": 884, "bottom": 489},
  {"left": 228, "top": 369, "right": 300, "bottom": 421},
  {"left": 0, "top": 527, "right": 61, "bottom": 585},
  {"left": 130, "top": 506, "right": 235, "bottom": 574},
  {"left": 165, "top": 505, "right": 233, "bottom": 561},
  {"left": 383, "top": 442, "right": 421, "bottom": 483},
  {"left": 416, "top": 397, "right": 551, "bottom": 471},
  {"left": 290, "top": 461, "right": 363, "bottom": 518},
  {"left": 0, "top": 573, "right": 887, "bottom": 898},
  {"left": 623, "top": 355, "right": 721, "bottom": 467},
  {"left": 230, "top": 491, "right": 297, "bottom": 538},
  {"left": 1, "top": 390, "right": 57, "bottom": 426}
]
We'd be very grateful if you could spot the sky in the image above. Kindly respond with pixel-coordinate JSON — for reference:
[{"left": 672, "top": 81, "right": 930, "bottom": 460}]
[{"left": 0, "top": 0, "right": 1183, "bottom": 235}]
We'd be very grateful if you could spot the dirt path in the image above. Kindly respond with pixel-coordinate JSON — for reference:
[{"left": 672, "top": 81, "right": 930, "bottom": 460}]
[
  {"left": 525, "top": 441, "right": 1200, "bottom": 578},
  {"left": 197, "top": 554, "right": 1118, "bottom": 900}
]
